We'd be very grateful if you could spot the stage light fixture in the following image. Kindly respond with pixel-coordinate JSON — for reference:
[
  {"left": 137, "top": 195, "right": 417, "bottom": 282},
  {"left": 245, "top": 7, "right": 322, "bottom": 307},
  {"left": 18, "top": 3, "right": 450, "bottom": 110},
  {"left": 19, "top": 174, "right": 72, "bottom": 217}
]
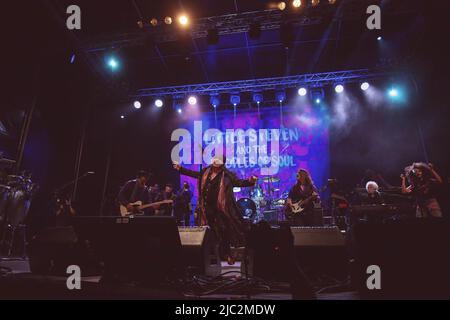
[
  {"left": 107, "top": 57, "right": 119, "bottom": 71},
  {"left": 361, "top": 82, "right": 370, "bottom": 91},
  {"left": 188, "top": 96, "right": 197, "bottom": 105},
  {"left": 278, "top": 2, "right": 287, "bottom": 10},
  {"left": 311, "top": 0, "right": 320, "bottom": 6},
  {"left": 389, "top": 88, "right": 399, "bottom": 97},
  {"left": 133, "top": 101, "right": 142, "bottom": 109},
  {"left": 178, "top": 15, "right": 189, "bottom": 26},
  {"left": 210, "top": 95, "right": 220, "bottom": 108},
  {"left": 315, "top": 98, "right": 321, "bottom": 104},
  {"left": 253, "top": 92, "right": 263, "bottom": 104},
  {"left": 177, "top": 108, "right": 183, "bottom": 114},
  {"left": 335, "top": 84, "right": 344, "bottom": 93},
  {"left": 276, "top": 90, "right": 286, "bottom": 103},
  {"left": 120, "top": 115, "right": 125, "bottom": 119},
  {"left": 298, "top": 87, "right": 307, "bottom": 96},
  {"left": 328, "top": 0, "right": 337, "bottom": 4},
  {"left": 155, "top": 99, "right": 164, "bottom": 108},
  {"left": 293, "top": 0, "right": 302, "bottom": 8},
  {"left": 137, "top": 21, "right": 144, "bottom": 29},
  {"left": 165, "top": 17, "right": 173, "bottom": 25},
  {"left": 377, "top": 36, "right": 382, "bottom": 41},
  {"left": 230, "top": 94, "right": 241, "bottom": 106},
  {"left": 150, "top": 18, "right": 158, "bottom": 27}
]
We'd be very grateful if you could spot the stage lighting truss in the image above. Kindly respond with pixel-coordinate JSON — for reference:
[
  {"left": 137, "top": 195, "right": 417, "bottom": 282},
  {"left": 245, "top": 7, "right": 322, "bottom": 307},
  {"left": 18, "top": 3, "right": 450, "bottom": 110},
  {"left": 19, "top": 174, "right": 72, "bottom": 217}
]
[
  {"left": 133, "top": 68, "right": 391, "bottom": 98},
  {"left": 82, "top": 10, "right": 323, "bottom": 52}
]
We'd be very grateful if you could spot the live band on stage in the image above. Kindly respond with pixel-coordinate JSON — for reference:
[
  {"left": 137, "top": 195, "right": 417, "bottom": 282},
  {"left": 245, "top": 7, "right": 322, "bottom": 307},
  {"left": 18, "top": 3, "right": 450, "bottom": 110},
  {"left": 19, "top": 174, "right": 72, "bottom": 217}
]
[{"left": 0, "top": 152, "right": 446, "bottom": 261}]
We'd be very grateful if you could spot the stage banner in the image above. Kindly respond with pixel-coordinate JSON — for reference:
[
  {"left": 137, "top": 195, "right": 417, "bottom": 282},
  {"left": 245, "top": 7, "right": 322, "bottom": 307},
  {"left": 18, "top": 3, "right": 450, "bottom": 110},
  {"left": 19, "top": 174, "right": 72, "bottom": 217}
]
[{"left": 173, "top": 105, "right": 329, "bottom": 207}]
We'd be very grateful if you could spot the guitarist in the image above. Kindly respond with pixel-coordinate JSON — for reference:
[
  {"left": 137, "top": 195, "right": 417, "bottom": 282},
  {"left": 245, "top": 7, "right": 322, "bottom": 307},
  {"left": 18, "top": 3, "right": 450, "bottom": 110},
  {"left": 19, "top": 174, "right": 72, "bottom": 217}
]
[
  {"left": 118, "top": 170, "right": 150, "bottom": 215},
  {"left": 286, "top": 169, "right": 319, "bottom": 226}
]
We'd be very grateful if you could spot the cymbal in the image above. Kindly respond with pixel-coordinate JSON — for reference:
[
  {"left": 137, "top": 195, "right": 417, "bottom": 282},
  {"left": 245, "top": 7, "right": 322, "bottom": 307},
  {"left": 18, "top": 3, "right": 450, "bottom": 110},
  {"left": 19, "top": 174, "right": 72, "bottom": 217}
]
[{"left": 262, "top": 176, "right": 280, "bottom": 183}]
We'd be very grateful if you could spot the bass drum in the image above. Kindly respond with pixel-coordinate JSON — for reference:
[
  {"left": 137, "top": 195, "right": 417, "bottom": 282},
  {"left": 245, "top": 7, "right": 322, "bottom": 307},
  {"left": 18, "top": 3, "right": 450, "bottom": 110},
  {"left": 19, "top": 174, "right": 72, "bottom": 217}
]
[
  {"left": 5, "top": 189, "right": 31, "bottom": 227},
  {"left": 236, "top": 198, "right": 257, "bottom": 221}
]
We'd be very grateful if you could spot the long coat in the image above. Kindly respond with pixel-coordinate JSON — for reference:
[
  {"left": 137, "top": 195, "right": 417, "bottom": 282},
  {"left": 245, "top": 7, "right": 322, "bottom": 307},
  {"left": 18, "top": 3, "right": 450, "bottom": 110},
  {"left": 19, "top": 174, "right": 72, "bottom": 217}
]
[{"left": 179, "top": 166, "right": 254, "bottom": 248}]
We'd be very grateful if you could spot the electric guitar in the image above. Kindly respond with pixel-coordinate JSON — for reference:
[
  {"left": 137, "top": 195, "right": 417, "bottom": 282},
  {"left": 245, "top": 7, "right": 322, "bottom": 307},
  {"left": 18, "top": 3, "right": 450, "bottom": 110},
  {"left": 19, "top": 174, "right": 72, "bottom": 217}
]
[
  {"left": 119, "top": 200, "right": 173, "bottom": 217},
  {"left": 286, "top": 193, "right": 318, "bottom": 216}
]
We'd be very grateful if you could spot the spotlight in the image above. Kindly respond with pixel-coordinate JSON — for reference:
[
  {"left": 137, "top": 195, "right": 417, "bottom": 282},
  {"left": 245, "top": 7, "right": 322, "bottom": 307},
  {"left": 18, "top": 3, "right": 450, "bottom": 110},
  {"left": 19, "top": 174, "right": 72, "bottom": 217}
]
[
  {"left": 253, "top": 92, "right": 263, "bottom": 104},
  {"left": 311, "top": 0, "right": 320, "bottom": 6},
  {"left": 107, "top": 58, "right": 119, "bottom": 71},
  {"left": 293, "top": 0, "right": 302, "bottom": 8},
  {"left": 177, "top": 108, "right": 183, "bottom": 114},
  {"left": 315, "top": 98, "right": 321, "bottom": 104},
  {"left": 155, "top": 99, "right": 164, "bottom": 108},
  {"left": 276, "top": 90, "right": 286, "bottom": 103},
  {"left": 298, "top": 87, "right": 307, "bottom": 96},
  {"left": 120, "top": 115, "right": 125, "bottom": 119},
  {"left": 377, "top": 36, "right": 382, "bottom": 41},
  {"left": 230, "top": 94, "right": 241, "bottom": 106},
  {"left": 178, "top": 15, "right": 189, "bottom": 26},
  {"left": 188, "top": 96, "right": 197, "bottom": 105},
  {"left": 137, "top": 21, "right": 144, "bottom": 29},
  {"left": 133, "top": 101, "right": 142, "bottom": 109},
  {"left": 278, "top": 2, "right": 287, "bottom": 10},
  {"left": 150, "top": 18, "right": 158, "bottom": 27},
  {"left": 164, "top": 17, "right": 173, "bottom": 25},
  {"left": 389, "top": 88, "right": 398, "bottom": 97},
  {"left": 361, "top": 82, "right": 370, "bottom": 91},
  {"left": 210, "top": 95, "right": 220, "bottom": 108},
  {"left": 335, "top": 84, "right": 344, "bottom": 93},
  {"left": 328, "top": 0, "right": 336, "bottom": 4}
]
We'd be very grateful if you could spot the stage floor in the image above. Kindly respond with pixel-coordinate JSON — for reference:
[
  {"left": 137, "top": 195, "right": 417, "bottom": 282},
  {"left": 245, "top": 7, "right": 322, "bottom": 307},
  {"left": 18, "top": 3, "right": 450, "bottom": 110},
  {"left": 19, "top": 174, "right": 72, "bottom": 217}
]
[{"left": 0, "top": 257, "right": 358, "bottom": 300}]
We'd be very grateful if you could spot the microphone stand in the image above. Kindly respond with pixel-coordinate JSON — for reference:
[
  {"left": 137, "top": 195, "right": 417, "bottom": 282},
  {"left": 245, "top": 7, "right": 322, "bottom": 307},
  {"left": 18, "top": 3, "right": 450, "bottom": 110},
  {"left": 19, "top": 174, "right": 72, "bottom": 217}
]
[{"left": 53, "top": 172, "right": 94, "bottom": 201}]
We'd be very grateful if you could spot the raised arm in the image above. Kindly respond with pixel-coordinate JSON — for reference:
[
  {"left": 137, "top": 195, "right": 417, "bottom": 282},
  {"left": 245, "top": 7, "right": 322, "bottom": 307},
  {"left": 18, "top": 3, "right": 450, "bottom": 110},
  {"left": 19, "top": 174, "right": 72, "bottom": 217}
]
[{"left": 173, "top": 163, "right": 202, "bottom": 179}]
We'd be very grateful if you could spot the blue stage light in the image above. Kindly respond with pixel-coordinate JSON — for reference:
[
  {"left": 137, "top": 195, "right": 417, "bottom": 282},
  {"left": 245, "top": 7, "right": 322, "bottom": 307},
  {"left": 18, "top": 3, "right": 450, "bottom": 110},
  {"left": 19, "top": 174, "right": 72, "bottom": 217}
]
[
  {"left": 108, "top": 58, "right": 119, "bottom": 70},
  {"left": 230, "top": 94, "right": 240, "bottom": 106},
  {"left": 252, "top": 92, "right": 263, "bottom": 104},
  {"left": 315, "top": 98, "right": 321, "bottom": 104},
  {"left": 210, "top": 95, "right": 220, "bottom": 108},
  {"left": 276, "top": 90, "right": 286, "bottom": 103},
  {"left": 389, "top": 88, "right": 398, "bottom": 97}
]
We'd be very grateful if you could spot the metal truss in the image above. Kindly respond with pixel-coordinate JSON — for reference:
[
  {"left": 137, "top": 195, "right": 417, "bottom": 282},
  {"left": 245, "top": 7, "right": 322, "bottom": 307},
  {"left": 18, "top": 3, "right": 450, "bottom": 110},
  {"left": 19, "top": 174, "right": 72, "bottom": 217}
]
[
  {"left": 82, "top": 9, "right": 323, "bottom": 53},
  {"left": 132, "top": 68, "right": 393, "bottom": 98}
]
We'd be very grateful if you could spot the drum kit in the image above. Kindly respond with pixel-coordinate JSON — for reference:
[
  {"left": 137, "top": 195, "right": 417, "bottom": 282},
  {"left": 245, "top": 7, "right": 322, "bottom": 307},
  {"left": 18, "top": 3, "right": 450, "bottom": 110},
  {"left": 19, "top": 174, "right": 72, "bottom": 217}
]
[
  {"left": 235, "top": 175, "right": 288, "bottom": 223},
  {"left": 0, "top": 157, "right": 37, "bottom": 257}
]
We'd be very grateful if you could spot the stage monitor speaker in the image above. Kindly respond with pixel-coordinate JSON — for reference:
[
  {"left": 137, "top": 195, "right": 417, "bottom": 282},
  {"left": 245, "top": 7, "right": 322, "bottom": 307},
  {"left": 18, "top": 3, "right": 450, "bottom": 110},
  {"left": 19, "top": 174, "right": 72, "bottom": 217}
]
[
  {"left": 28, "top": 226, "right": 100, "bottom": 276},
  {"left": 290, "top": 226, "right": 348, "bottom": 280},
  {"left": 352, "top": 220, "right": 450, "bottom": 299},
  {"left": 71, "top": 216, "right": 184, "bottom": 286},
  {"left": 178, "top": 226, "right": 221, "bottom": 277},
  {"left": 244, "top": 222, "right": 315, "bottom": 299}
]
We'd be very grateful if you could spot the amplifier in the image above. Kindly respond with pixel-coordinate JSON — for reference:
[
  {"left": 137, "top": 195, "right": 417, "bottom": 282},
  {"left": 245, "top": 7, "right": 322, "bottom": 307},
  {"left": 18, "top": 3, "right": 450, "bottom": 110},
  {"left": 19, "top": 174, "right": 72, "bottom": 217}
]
[
  {"left": 178, "top": 226, "right": 221, "bottom": 277},
  {"left": 290, "top": 226, "right": 345, "bottom": 247}
]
